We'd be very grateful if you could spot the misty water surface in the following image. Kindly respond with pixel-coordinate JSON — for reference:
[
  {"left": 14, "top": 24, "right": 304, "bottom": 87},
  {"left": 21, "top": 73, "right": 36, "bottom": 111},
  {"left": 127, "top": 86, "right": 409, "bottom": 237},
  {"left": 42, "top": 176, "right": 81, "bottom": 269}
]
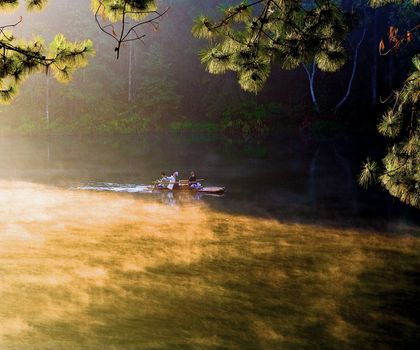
[{"left": 0, "top": 135, "right": 419, "bottom": 350}]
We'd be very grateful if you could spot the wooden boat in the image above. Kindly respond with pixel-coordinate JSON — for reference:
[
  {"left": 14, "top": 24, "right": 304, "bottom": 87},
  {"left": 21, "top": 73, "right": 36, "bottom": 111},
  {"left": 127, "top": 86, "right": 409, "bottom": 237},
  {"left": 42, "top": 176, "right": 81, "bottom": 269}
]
[
  {"left": 152, "top": 179, "right": 225, "bottom": 194},
  {"left": 153, "top": 186, "right": 225, "bottom": 194}
]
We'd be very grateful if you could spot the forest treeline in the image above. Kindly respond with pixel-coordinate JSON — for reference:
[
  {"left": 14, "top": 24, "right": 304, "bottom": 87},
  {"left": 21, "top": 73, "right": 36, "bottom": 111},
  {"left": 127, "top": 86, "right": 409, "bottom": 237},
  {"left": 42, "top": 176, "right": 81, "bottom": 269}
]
[{"left": 0, "top": 0, "right": 417, "bottom": 135}]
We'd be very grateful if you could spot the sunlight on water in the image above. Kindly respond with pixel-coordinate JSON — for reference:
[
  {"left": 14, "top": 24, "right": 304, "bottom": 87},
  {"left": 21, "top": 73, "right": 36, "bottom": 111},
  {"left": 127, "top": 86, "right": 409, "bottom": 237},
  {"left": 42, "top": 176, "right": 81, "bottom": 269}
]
[{"left": 0, "top": 181, "right": 419, "bottom": 349}]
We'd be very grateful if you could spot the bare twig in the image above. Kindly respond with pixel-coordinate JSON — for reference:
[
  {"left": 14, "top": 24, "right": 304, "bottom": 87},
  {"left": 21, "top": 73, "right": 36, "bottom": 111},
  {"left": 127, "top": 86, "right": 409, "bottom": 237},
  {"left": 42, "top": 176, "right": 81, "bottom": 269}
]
[{"left": 94, "top": 0, "right": 169, "bottom": 59}]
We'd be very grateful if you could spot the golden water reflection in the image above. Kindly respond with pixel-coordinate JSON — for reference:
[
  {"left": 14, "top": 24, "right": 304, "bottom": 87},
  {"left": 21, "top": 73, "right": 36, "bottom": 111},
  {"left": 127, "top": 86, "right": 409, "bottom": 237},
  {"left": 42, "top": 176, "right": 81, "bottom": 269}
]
[{"left": 0, "top": 181, "right": 419, "bottom": 349}]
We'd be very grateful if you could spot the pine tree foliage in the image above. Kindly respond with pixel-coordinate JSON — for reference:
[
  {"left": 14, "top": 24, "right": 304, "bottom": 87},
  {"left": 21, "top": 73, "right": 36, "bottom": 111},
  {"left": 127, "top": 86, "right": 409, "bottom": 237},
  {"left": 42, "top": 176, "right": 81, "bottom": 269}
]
[
  {"left": 0, "top": 6, "right": 95, "bottom": 104},
  {"left": 0, "top": 0, "right": 48, "bottom": 12},
  {"left": 0, "top": 0, "right": 18, "bottom": 12},
  {"left": 360, "top": 55, "right": 420, "bottom": 208},
  {"left": 192, "top": 0, "right": 350, "bottom": 93},
  {"left": 48, "top": 34, "right": 94, "bottom": 83},
  {"left": 26, "top": 0, "right": 48, "bottom": 11},
  {"left": 91, "top": 0, "right": 157, "bottom": 23},
  {"left": 369, "top": 0, "right": 419, "bottom": 8}
]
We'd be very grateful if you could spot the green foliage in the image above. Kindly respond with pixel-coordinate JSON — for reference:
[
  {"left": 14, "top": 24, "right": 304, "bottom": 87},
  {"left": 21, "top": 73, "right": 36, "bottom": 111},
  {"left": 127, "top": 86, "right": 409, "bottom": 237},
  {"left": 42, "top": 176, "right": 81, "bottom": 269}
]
[
  {"left": 221, "top": 102, "right": 279, "bottom": 135},
  {"left": 101, "top": 114, "right": 150, "bottom": 134},
  {"left": 91, "top": 0, "right": 165, "bottom": 58},
  {"left": 8, "top": 112, "right": 153, "bottom": 135},
  {"left": 369, "top": 0, "right": 419, "bottom": 8},
  {"left": 0, "top": 0, "right": 18, "bottom": 12},
  {"left": 0, "top": 18, "right": 94, "bottom": 104},
  {"left": 91, "top": 0, "right": 157, "bottom": 22},
  {"left": 378, "top": 136, "right": 420, "bottom": 207},
  {"left": 312, "top": 119, "right": 350, "bottom": 133},
  {"left": 0, "top": 0, "right": 48, "bottom": 11},
  {"left": 378, "top": 109, "right": 402, "bottom": 137},
  {"left": 26, "top": 0, "right": 48, "bottom": 11},
  {"left": 359, "top": 159, "right": 379, "bottom": 188},
  {"left": 360, "top": 55, "right": 420, "bottom": 208},
  {"left": 48, "top": 34, "right": 94, "bottom": 83},
  {"left": 169, "top": 120, "right": 218, "bottom": 133},
  {"left": 193, "top": 0, "right": 350, "bottom": 93},
  {"left": 134, "top": 43, "right": 182, "bottom": 130}
]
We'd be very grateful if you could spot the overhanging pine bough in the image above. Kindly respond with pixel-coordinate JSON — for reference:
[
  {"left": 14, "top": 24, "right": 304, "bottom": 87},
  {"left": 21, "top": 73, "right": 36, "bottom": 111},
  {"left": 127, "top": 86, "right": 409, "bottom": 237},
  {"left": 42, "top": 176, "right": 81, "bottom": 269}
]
[
  {"left": 359, "top": 54, "right": 420, "bottom": 208},
  {"left": 192, "top": 0, "right": 350, "bottom": 93},
  {"left": 359, "top": 0, "right": 419, "bottom": 209},
  {"left": 0, "top": 0, "right": 94, "bottom": 104}
]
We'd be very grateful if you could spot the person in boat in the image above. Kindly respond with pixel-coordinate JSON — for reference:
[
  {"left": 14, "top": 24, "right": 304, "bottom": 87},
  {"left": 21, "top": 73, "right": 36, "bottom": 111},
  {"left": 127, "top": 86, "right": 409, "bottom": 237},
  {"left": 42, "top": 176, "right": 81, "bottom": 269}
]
[
  {"left": 166, "top": 171, "right": 179, "bottom": 190},
  {"left": 157, "top": 172, "right": 170, "bottom": 189},
  {"left": 188, "top": 171, "right": 202, "bottom": 189}
]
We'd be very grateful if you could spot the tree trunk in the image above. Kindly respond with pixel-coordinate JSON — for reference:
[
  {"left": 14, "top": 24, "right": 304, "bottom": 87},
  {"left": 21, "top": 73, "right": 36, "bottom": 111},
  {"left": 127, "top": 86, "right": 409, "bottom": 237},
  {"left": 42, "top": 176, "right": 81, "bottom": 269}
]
[
  {"left": 302, "top": 62, "right": 319, "bottom": 113},
  {"left": 47, "top": 142, "right": 50, "bottom": 163},
  {"left": 133, "top": 41, "right": 137, "bottom": 100},
  {"left": 387, "top": 54, "right": 394, "bottom": 91},
  {"left": 334, "top": 12, "right": 367, "bottom": 114},
  {"left": 45, "top": 74, "right": 50, "bottom": 127},
  {"left": 371, "top": 10, "right": 378, "bottom": 109},
  {"left": 128, "top": 39, "right": 133, "bottom": 102}
]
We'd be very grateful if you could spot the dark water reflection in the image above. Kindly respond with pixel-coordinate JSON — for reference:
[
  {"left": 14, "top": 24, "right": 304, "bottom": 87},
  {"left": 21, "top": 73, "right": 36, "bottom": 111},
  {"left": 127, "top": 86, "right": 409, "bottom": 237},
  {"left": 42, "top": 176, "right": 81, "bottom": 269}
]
[{"left": 0, "top": 134, "right": 418, "bottom": 231}]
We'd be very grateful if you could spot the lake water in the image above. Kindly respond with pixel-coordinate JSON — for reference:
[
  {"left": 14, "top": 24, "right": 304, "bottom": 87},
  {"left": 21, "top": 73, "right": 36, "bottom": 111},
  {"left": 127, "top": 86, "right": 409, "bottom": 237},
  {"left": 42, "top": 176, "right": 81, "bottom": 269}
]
[{"left": 0, "top": 134, "right": 419, "bottom": 349}]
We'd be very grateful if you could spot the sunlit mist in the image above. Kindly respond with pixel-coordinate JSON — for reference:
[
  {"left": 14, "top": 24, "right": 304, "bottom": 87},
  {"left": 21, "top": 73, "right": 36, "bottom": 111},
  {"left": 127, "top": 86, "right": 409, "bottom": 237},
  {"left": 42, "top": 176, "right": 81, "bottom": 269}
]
[{"left": 0, "top": 181, "right": 419, "bottom": 349}]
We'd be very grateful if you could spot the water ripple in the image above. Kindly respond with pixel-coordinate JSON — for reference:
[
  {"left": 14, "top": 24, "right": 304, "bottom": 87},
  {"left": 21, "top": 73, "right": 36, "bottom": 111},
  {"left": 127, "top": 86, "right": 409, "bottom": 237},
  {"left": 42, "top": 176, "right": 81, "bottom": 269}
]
[{"left": 76, "top": 182, "right": 153, "bottom": 193}]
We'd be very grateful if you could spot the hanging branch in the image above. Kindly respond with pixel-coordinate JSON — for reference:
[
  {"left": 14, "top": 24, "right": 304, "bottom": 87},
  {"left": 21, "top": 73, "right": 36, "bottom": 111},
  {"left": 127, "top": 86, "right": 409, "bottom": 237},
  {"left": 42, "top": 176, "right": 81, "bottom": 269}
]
[
  {"left": 359, "top": 54, "right": 419, "bottom": 208},
  {"left": 0, "top": 16, "right": 94, "bottom": 103},
  {"left": 0, "top": 16, "right": 53, "bottom": 75},
  {"left": 0, "top": 16, "right": 23, "bottom": 40},
  {"left": 94, "top": 0, "right": 169, "bottom": 59}
]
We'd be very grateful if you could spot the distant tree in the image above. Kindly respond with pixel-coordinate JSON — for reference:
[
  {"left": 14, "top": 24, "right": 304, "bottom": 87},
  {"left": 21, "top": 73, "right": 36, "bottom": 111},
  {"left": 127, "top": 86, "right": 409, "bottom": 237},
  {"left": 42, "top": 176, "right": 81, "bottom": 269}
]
[{"left": 134, "top": 43, "right": 182, "bottom": 130}]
